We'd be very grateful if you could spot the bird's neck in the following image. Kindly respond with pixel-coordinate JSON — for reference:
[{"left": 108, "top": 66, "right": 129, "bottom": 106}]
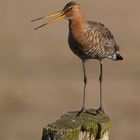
[{"left": 69, "top": 17, "right": 84, "bottom": 39}]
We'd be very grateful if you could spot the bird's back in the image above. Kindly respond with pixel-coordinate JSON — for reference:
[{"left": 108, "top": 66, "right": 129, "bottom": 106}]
[{"left": 68, "top": 20, "right": 120, "bottom": 61}]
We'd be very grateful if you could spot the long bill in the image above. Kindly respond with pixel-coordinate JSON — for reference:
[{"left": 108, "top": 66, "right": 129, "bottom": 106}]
[{"left": 31, "top": 10, "right": 65, "bottom": 30}]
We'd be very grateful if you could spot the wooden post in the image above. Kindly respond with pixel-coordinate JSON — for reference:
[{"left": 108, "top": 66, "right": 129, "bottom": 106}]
[{"left": 41, "top": 111, "right": 111, "bottom": 140}]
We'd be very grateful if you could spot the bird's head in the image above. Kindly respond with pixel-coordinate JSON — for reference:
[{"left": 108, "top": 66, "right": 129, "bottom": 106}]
[
  {"left": 31, "top": 1, "right": 83, "bottom": 30},
  {"left": 63, "top": 2, "right": 82, "bottom": 20}
]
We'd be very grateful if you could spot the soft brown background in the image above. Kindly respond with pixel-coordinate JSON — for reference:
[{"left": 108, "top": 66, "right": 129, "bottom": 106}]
[{"left": 0, "top": 0, "right": 140, "bottom": 139}]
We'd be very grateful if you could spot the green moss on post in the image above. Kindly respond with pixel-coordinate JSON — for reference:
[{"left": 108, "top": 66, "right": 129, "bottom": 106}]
[{"left": 42, "top": 112, "right": 111, "bottom": 140}]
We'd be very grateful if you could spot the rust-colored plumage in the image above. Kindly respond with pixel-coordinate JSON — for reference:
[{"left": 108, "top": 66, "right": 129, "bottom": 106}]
[{"left": 32, "top": 1, "right": 123, "bottom": 115}]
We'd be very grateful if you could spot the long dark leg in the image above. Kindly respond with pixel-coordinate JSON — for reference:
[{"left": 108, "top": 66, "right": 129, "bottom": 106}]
[
  {"left": 82, "top": 60, "right": 87, "bottom": 110},
  {"left": 77, "top": 60, "right": 87, "bottom": 116},
  {"left": 97, "top": 61, "right": 104, "bottom": 113}
]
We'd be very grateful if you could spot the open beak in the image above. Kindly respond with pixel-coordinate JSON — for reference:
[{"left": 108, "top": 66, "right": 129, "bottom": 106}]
[{"left": 31, "top": 10, "right": 65, "bottom": 30}]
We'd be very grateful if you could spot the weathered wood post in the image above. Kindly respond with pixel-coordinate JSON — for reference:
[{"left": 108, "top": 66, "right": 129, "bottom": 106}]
[{"left": 41, "top": 110, "right": 111, "bottom": 140}]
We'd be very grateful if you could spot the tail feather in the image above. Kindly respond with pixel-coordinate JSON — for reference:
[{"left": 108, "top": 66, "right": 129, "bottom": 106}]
[{"left": 116, "top": 53, "right": 123, "bottom": 61}]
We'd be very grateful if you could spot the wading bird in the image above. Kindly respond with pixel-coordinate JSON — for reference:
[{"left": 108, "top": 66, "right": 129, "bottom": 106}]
[{"left": 31, "top": 1, "right": 123, "bottom": 115}]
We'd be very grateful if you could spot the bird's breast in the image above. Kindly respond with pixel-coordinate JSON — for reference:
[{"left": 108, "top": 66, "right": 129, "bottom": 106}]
[
  {"left": 68, "top": 29, "right": 93, "bottom": 60},
  {"left": 68, "top": 32, "right": 83, "bottom": 58}
]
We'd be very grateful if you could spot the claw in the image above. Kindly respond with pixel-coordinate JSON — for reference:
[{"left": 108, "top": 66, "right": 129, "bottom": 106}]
[
  {"left": 96, "top": 107, "right": 105, "bottom": 114},
  {"left": 68, "top": 108, "right": 97, "bottom": 117},
  {"left": 76, "top": 107, "right": 86, "bottom": 116}
]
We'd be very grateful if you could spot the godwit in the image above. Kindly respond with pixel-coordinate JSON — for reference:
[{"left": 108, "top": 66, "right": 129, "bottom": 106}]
[{"left": 31, "top": 1, "right": 123, "bottom": 115}]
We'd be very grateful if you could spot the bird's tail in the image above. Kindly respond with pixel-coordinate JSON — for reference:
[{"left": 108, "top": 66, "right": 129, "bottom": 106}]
[{"left": 116, "top": 53, "right": 123, "bottom": 61}]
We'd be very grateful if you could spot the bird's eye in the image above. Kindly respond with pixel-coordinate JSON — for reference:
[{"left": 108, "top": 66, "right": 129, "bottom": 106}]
[{"left": 70, "top": 7, "right": 74, "bottom": 10}]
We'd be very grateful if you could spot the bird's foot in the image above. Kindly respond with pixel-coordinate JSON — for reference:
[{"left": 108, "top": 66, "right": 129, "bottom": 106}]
[
  {"left": 86, "top": 108, "right": 97, "bottom": 115},
  {"left": 68, "top": 108, "right": 85, "bottom": 115},
  {"left": 77, "top": 108, "right": 97, "bottom": 116},
  {"left": 69, "top": 108, "right": 97, "bottom": 116},
  {"left": 96, "top": 107, "right": 105, "bottom": 114},
  {"left": 76, "top": 107, "right": 86, "bottom": 116},
  {"left": 68, "top": 108, "right": 98, "bottom": 116},
  {"left": 68, "top": 107, "right": 89, "bottom": 116}
]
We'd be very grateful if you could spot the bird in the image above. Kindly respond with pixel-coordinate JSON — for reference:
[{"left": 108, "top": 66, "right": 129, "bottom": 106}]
[{"left": 31, "top": 1, "right": 123, "bottom": 115}]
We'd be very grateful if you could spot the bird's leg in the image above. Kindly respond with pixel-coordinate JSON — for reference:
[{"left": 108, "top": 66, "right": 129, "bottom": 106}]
[
  {"left": 97, "top": 61, "right": 105, "bottom": 113},
  {"left": 77, "top": 60, "right": 87, "bottom": 116}
]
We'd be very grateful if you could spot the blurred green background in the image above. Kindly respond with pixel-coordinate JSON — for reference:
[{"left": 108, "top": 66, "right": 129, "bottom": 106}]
[{"left": 0, "top": 0, "right": 140, "bottom": 139}]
